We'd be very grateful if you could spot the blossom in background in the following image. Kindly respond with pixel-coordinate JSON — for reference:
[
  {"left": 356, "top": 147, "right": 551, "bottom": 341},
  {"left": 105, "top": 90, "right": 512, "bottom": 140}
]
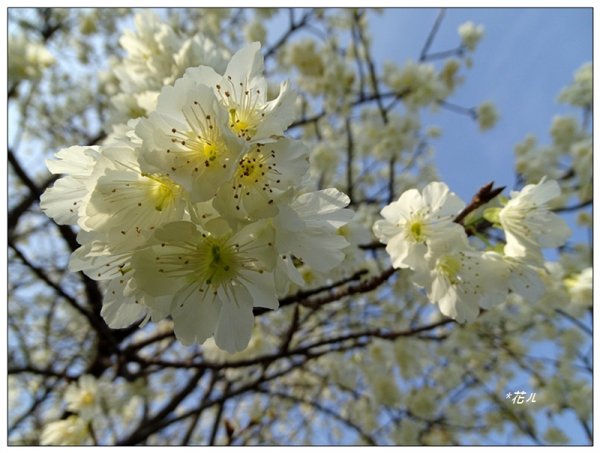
[
  {"left": 558, "top": 62, "right": 592, "bottom": 108},
  {"left": 114, "top": 10, "right": 182, "bottom": 93},
  {"left": 64, "top": 375, "right": 103, "bottom": 421},
  {"left": 458, "top": 21, "right": 485, "bottom": 51},
  {"left": 550, "top": 115, "right": 580, "bottom": 150},
  {"left": 8, "top": 34, "right": 55, "bottom": 88},
  {"left": 40, "top": 416, "right": 89, "bottom": 446},
  {"left": 382, "top": 60, "right": 449, "bottom": 107},
  {"left": 564, "top": 267, "right": 593, "bottom": 306},
  {"left": 476, "top": 101, "right": 499, "bottom": 131},
  {"left": 109, "top": 10, "right": 229, "bottom": 126}
]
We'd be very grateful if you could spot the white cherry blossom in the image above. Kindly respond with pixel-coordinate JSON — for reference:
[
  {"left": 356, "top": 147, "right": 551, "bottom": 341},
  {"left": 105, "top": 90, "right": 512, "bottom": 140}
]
[
  {"left": 131, "top": 220, "right": 278, "bottom": 352},
  {"left": 274, "top": 188, "right": 353, "bottom": 278},
  {"left": 414, "top": 241, "right": 508, "bottom": 323},
  {"left": 373, "top": 181, "right": 466, "bottom": 270},
  {"left": 184, "top": 42, "right": 297, "bottom": 142},
  {"left": 499, "top": 178, "right": 571, "bottom": 263},
  {"left": 136, "top": 77, "right": 243, "bottom": 202}
]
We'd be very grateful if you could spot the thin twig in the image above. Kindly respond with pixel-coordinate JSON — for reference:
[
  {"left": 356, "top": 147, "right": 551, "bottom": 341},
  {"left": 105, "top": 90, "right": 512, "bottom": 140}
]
[{"left": 419, "top": 9, "right": 446, "bottom": 61}]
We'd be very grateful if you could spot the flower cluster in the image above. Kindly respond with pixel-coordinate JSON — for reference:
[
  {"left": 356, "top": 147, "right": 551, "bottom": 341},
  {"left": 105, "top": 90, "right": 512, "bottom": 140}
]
[
  {"left": 558, "top": 62, "right": 592, "bottom": 108},
  {"left": 280, "top": 38, "right": 356, "bottom": 113},
  {"left": 105, "top": 10, "right": 230, "bottom": 126},
  {"left": 458, "top": 21, "right": 485, "bottom": 51},
  {"left": 476, "top": 101, "right": 500, "bottom": 131},
  {"left": 374, "top": 179, "right": 571, "bottom": 322},
  {"left": 41, "top": 42, "right": 352, "bottom": 352}
]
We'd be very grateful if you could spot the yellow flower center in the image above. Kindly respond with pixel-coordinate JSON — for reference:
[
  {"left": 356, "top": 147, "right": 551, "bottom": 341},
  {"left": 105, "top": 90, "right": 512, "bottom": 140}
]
[
  {"left": 202, "top": 142, "right": 218, "bottom": 161},
  {"left": 196, "top": 237, "right": 240, "bottom": 287},
  {"left": 437, "top": 255, "right": 462, "bottom": 285},
  {"left": 145, "top": 174, "right": 181, "bottom": 212},
  {"left": 407, "top": 218, "right": 426, "bottom": 243},
  {"left": 80, "top": 391, "right": 95, "bottom": 406},
  {"left": 229, "top": 108, "right": 257, "bottom": 139}
]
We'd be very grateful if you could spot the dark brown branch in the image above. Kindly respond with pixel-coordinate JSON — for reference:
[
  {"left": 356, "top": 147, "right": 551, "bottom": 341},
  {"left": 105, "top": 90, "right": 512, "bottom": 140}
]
[
  {"left": 8, "top": 149, "right": 42, "bottom": 198},
  {"left": 133, "top": 315, "right": 452, "bottom": 374},
  {"left": 208, "top": 382, "right": 232, "bottom": 445},
  {"left": 9, "top": 379, "right": 58, "bottom": 434},
  {"left": 354, "top": 10, "right": 388, "bottom": 124},
  {"left": 9, "top": 243, "right": 94, "bottom": 322},
  {"left": 301, "top": 267, "right": 397, "bottom": 309},
  {"left": 8, "top": 175, "right": 58, "bottom": 233},
  {"left": 255, "top": 268, "right": 369, "bottom": 315},
  {"left": 289, "top": 90, "right": 409, "bottom": 130},
  {"left": 350, "top": 15, "right": 367, "bottom": 98},
  {"left": 180, "top": 371, "right": 219, "bottom": 445},
  {"left": 7, "top": 365, "right": 78, "bottom": 381},
  {"left": 555, "top": 308, "right": 593, "bottom": 336},
  {"left": 454, "top": 181, "right": 505, "bottom": 225},
  {"left": 553, "top": 199, "right": 592, "bottom": 213},
  {"left": 387, "top": 156, "right": 396, "bottom": 204},
  {"left": 279, "top": 305, "right": 300, "bottom": 354},
  {"left": 264, "top": 9, "right": 313, "bottom": 60},
  {"left": 122, "top": 369, "right": 205, "bottom": 445}
]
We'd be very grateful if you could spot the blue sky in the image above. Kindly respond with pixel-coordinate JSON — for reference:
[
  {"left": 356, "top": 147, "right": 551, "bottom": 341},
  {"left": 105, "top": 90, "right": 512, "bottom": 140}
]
[{"left": 367, "top": 8, "right": 592, "bottom": 200}]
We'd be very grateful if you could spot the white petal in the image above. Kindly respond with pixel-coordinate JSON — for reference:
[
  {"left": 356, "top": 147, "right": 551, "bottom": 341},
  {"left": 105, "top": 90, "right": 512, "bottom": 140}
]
[
  {"left": 184, "top": 65, "right": 222, "bottom": 87},
  {"left": 101, "top": 279, "right": 147, "bottom": 329},
  {"left": 130, "top": 246, "right": 184, "bottom": 296},
  {"left": 276, "top": 254, "right": 305, "bottom": 288},
  {"left": 438, "top": 287, "right": 479, "bottom": 323},
  {"left": 239, "top": 269, "right": 278, "bottom": 310},
  {"left": 214, "top": 285, "right": 254, "bottom": 353},
  {"left": 46, "top": 146, "right": 99, "bottom": 175},
  {"left": 255, "top": 80, "right": 297, "bottom": 137},
  {"left": 225, "top": 42, "right": 263, "bottom": 81},
  {"left": 372, "top": 219, "right": 399, "bottom": 244},
  {"left": 291, "top": 232, "right": 348, "bottom": 272},
  {"left": 507, "top": 259, "right": 544, "bottom": 302},
  {"left": 386, "top": 234, "right": 419, "bottom": 269},
  {"left": 40, "top": 177, "right": 88, "bottom": 225},
  {"left": 537, "top": 214, "right": 571, "bottom": 248},
  {"left": 172, "top": 289, "right": 222, "bottom": 345},
  {"left": 293, "top": 188, "right": 352, "bottom": 228}
]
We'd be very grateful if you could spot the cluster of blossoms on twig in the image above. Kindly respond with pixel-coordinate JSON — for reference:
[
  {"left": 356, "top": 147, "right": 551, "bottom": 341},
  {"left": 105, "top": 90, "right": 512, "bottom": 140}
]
[
  {"left": 41, "top": 41, "right": 353, "bottom": 353},
  {"left": 39, "top": 9, "right": 579, "bottom": 347},
  {"left": 373, "top": 179, "right": 571, "bottom": 322}
]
